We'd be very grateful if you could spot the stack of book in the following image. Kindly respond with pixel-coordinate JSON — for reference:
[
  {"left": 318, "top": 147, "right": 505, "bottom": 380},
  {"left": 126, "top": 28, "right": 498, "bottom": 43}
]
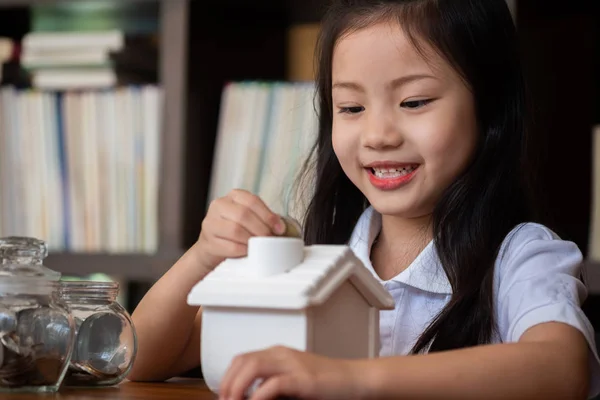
[{"left": 21, "top": 30, "right": 123, "bottom": 90}]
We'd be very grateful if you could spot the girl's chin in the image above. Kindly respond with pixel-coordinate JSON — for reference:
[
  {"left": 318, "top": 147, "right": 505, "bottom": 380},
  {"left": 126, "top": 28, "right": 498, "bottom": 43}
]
[
  {"left": 369, "top": 200, "right": 413, "bottom": 217},
  {"left": 367, "top": 196, "right": 431, "bottom": 219}
]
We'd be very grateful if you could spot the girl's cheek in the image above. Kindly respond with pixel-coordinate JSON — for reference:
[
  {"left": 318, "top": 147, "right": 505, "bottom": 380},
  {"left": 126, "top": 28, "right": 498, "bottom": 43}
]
[
  {"left": 406, "top": 115, "right": 467, "bottom": 157},
  {"left": 332, "top": 135, "right": 350, "bottom": 162},
  {"left": 423, "top": 129, "right": 477, "bottom": 184},
  {"left": 332, "top": 132, "right": 361, "bottom": 184},
  {"left": 426, "top": 131, "right": 456, "bottom": 157},
  {"left": 332, "top": 122, "right": 357, "bottom": 152},
  {"left": 331, "top": 129, "right": 346, "bottom": 161}
]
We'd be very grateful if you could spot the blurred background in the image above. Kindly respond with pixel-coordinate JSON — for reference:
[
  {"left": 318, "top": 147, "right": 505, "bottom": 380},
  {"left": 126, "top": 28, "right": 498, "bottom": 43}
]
[{"left": 0, "top": 0, "right": 597, "bottom": 335}]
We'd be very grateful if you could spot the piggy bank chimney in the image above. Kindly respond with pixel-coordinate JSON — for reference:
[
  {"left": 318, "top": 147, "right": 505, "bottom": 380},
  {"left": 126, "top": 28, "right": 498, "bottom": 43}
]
[{"left": 247, "top": 237, "right": 304, "bottom": 276}]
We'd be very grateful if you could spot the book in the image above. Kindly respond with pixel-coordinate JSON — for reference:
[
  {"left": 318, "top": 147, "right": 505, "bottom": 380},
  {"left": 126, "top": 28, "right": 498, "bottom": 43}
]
[
  {"left": 23, "top": 30, "right": 124, "bottom": 53},
  {"left": 589, "top": 125, "right": 600, "bottom": 260},
  {"left": 21, "top": 48, "right": 111, "bottom": 69},
  {"left": 0, "top": 86, "right": 163, "bottom": 254},
  {"left": 32, "top": 68, "right": 117, "bottom": 90},
  {"left": 208, "top": 81, "right": 318, "bottom": 218}
]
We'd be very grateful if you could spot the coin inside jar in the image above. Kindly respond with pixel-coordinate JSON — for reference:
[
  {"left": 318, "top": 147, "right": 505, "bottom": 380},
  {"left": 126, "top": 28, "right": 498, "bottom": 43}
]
[
  {"left": 0, "top": 330, "right": 59, "bottom": 388},
  {"left": 64, "top": 312, "right": 126, "bottom": 386},
  {"left": 0, "top": 307, "right": 16, "bottom": 334}
]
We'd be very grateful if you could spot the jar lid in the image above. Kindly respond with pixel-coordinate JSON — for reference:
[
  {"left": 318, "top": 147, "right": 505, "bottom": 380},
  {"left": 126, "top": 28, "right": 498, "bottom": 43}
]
[
  {"left": 0, "top": 236, "right": 61, "bottom": 281},
  {"left": 60, "top": 280, "right": 119, "bottom": 302}
]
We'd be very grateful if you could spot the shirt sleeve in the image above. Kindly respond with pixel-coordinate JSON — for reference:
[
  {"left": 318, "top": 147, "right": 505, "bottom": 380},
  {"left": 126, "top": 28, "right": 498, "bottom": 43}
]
[{"left": 495, "top": 223, "right": 600, "bottom": 399}]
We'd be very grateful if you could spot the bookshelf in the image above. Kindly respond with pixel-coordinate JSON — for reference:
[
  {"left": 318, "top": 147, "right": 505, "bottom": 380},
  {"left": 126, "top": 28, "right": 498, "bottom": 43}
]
[
  {"left": 0, "top": 0, "right": 326, "bottom": 286},
  {"left": 44, "top": 250, "right": 183, "bottom": 280},
  {"left": 0, "top": 0, "right": 598, "bottom": 303},
  {"left": 178, "top": 0, "right": 325, "bottom": 251},
  {"left": 0, "top": 0, "right": 190, "bottom": 281}
]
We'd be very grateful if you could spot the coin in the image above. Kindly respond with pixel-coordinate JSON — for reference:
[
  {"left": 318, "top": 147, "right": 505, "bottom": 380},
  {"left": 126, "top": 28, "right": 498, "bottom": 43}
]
[
  {"left": 65, "top": 361, "right": 122, "bottom": 386},
  {"left": 0, "top": 332, "right": 22, "bottom": 356},
  {"left": 0, "top": 328, "right": 63, "bottom": 388},
  {"left": 0, "top": 307, "right": 16, "bottom": 334},
  {"left": 0, "top": 348, "right": 35, "bottom": 387},
  {"left": 281, "top": 216, "right": 302, "bottom": 238},
  {"left": 30, "top": 356, "right": 62, "bottom": 386}
]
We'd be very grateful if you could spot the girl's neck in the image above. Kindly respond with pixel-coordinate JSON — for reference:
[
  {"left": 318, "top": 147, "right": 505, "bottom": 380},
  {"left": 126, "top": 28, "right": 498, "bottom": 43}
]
[{"left": 371, "top": 213, "right": 433, "bottom": 281}]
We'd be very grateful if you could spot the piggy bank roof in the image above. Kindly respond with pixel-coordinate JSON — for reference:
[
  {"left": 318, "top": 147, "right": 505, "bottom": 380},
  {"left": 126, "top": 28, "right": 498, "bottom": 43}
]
[{"left": 187, "top": 243, "right": 395, "bottom": 310}]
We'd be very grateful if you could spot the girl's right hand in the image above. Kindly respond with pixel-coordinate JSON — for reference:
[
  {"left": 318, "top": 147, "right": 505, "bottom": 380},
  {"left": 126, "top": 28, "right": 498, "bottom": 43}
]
[{"left": 193, "top": 189, "right": 286, "bottom": 274}]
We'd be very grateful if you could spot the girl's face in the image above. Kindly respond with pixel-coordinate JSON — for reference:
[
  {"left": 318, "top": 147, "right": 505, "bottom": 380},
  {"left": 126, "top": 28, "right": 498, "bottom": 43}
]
[{"left": 331, "top": 22, "right": 478, "bottom": 219}]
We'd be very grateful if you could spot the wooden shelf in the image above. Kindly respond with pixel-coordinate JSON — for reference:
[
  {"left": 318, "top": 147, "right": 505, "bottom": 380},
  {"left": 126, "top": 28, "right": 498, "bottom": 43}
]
[
  {"left": 0, "top": 0, "right": 158, "bottom": 6},
  {"left": 45, "top": 250, "right": 184, "bottom": 281}
]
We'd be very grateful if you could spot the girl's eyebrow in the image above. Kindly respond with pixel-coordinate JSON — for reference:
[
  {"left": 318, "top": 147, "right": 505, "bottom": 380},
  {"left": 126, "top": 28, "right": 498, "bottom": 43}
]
[{"left": 332, "top": 74, "right": 437, "bottom": 92}]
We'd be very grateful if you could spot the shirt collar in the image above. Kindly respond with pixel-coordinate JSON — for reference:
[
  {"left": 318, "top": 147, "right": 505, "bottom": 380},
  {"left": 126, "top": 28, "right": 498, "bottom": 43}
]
[{"left": 348, "top": 206, "right": 453, "bottom": 295}]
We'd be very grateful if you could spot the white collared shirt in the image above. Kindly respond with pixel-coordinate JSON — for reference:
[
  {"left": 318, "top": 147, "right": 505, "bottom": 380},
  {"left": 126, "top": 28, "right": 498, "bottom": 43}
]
[{"left": 348, "top": 206, "right": 600, "bottom": 398}]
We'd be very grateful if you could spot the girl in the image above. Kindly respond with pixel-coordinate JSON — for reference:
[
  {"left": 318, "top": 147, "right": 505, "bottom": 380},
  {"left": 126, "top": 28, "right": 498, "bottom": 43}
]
[{"left": 129, "top": 0, "right": 600, "bottom": 398}]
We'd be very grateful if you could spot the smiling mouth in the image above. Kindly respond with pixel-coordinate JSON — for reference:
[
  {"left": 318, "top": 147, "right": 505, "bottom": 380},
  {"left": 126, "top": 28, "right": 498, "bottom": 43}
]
[
  {"left": 365, "top": 164, "right": 420, "bottom": 190},
  {"left": 370, "top": 165, "right": 418, "bottom": 179}
]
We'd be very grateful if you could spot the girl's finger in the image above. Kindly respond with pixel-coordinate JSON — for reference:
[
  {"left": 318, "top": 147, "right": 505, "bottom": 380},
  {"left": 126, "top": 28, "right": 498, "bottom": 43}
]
[
  {"left": 219, "top": 353, "right": 249, "bottom": 399},
  {"left": 225, "top": 354, "right": 281, "bottom": 400},
  {"left": 218, "top": 197, "right": 275, "bottom": 238},
  {"left": 228, "top": 361, "right": 268, "bottom": 400},
  {"left": 210, "top": 217, "right": 253, "bottom": 245},
  {"left": 250, "top": 376, "right": 298, "bottom": 400},
  {"left": 229, "top": 189, "right": 285, "bottom": 235}
]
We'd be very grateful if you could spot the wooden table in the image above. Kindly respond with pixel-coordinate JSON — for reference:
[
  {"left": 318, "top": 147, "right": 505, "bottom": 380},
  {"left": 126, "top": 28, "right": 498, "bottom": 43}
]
[{"left": 2, "top": 379, "right": 216, "bottom": 399}]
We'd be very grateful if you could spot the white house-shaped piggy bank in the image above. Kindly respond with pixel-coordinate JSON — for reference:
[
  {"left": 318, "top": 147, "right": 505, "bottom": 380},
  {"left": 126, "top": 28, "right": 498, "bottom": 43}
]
[{"left": 187, "top": 237, "right": 395, "bottom": 394}]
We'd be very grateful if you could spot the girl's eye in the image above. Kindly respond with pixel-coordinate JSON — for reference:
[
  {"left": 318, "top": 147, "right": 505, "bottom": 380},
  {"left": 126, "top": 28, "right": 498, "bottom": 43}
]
[
  {"left": 401, "top": 99, "right": 433, "bottom": 109},
  {"left": 338, "top": 106, "right": 365, "bottom": 114}
]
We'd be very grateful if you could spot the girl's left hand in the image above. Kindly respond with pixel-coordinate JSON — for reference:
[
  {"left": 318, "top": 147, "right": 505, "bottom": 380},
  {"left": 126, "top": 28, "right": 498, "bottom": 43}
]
[{"left": 219, "top": 346, "right": 364, "bottom": 400}]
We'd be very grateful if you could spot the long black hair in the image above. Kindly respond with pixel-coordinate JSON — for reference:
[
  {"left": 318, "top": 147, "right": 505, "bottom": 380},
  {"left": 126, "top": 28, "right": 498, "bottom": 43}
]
[{"left": 296, "top": 0, "right": 539, "bottom": 353}]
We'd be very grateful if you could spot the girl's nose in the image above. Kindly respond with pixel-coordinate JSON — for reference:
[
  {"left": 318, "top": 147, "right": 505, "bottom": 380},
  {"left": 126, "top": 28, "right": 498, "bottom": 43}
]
[{"left": 361, "top": 109, "right": 404, "bottom": 149}]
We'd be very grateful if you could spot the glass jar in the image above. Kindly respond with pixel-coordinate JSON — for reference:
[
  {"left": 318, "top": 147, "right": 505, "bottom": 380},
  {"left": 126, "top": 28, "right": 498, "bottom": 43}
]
[
  {"left": 59, "top": 280, "right": 137, "bottom": 387},
  {"left": 0, "top": 236, "right": 75, "bottom": 393}
]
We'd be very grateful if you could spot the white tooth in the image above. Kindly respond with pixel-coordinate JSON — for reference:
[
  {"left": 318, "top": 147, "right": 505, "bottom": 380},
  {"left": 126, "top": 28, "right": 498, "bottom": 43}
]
[{"left": 372, "top": 165, "right": 416, "bottom": 179}]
